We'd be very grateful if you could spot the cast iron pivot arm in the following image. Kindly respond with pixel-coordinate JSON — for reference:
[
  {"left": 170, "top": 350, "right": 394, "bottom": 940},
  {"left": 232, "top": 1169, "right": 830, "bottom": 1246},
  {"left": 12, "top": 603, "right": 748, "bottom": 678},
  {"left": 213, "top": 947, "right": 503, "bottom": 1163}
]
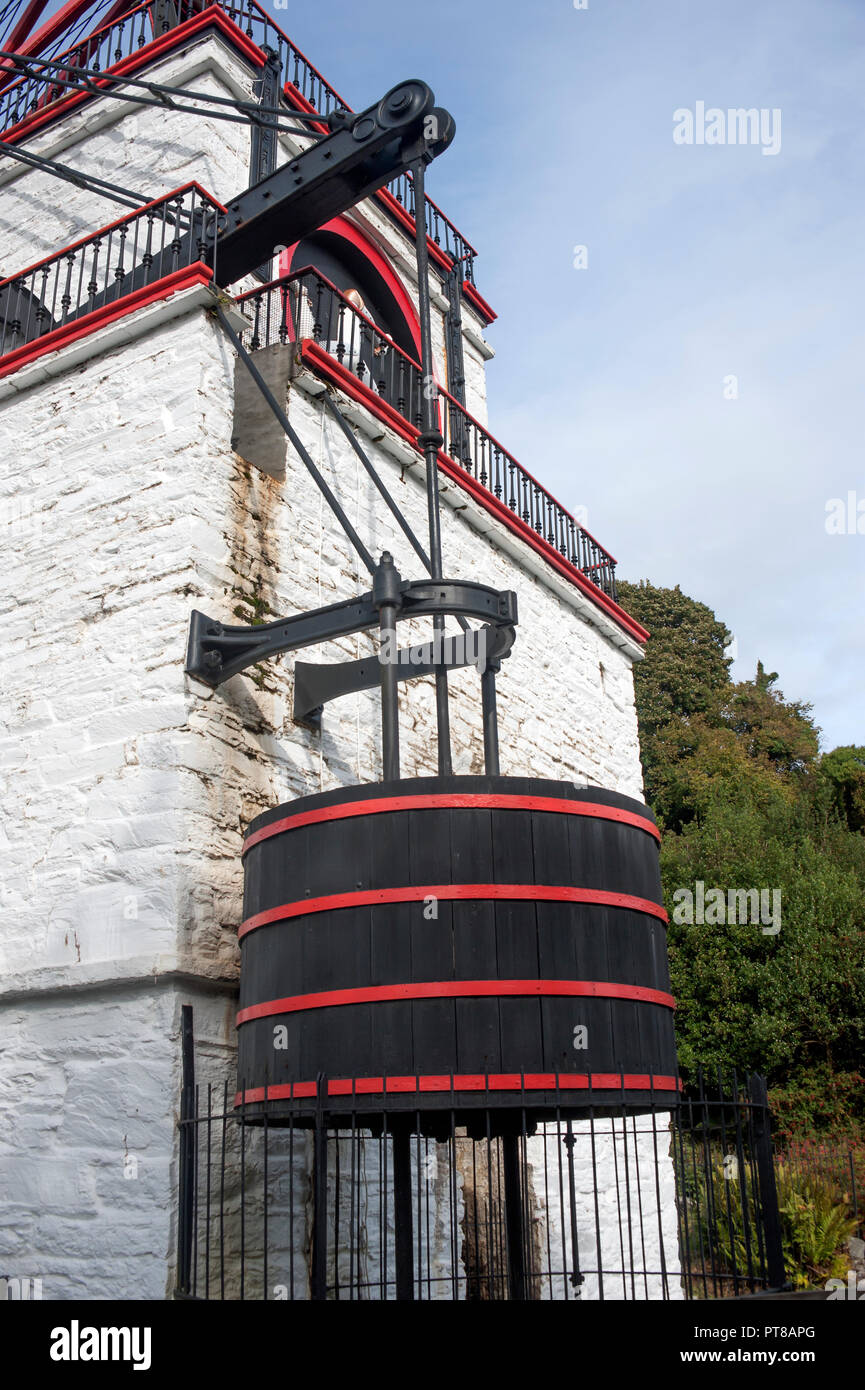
[{"left": 208, "top": 79, "right": 455, "bottom": 286}]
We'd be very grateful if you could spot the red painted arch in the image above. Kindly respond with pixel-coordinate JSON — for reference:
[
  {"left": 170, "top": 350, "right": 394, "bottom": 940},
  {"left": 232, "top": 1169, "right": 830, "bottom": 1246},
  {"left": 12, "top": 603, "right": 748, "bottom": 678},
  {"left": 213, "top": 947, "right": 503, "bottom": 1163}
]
[{"left": 278, "top": 217, "right": 424, "bottom": 365}]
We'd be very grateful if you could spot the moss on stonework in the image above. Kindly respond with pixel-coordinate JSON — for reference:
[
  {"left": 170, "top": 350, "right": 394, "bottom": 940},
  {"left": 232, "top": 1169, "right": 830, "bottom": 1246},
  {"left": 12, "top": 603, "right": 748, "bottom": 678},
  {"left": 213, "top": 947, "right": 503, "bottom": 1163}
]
[{"left": 230, "top": 576, "right": 274, "bottom": 627}]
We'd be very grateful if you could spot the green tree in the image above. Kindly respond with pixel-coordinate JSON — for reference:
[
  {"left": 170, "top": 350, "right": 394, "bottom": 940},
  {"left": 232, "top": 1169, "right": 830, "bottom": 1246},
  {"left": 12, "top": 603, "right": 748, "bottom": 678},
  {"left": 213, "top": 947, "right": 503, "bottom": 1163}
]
[
  {"left": 617, "top": 579, "right": 865, "bottom": 1135},
  {"left": 616, "top": 580, "right": 732, "bottom": 816},
  {"left": 820, "top": 746, "right": 865, "bottom": 832}
]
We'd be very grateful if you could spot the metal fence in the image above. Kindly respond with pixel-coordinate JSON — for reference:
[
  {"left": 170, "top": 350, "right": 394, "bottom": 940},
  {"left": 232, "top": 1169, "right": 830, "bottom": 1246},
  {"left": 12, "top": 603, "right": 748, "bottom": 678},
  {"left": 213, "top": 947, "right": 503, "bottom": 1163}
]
[
  {"left": 176, "top": 1041, "right": 789, "bottom": 1301},
  {"left": 0, "top": 0, "right": 478, "bottom": 282},
  {"left": 237, "top": 268, "right": 619, "bottom": 601},
  {"left": 0, "top": 181, "right": 221, "bottom": 359},
  {"left": 779, "top": 1138, "right": 863, "bottom": 1240}
]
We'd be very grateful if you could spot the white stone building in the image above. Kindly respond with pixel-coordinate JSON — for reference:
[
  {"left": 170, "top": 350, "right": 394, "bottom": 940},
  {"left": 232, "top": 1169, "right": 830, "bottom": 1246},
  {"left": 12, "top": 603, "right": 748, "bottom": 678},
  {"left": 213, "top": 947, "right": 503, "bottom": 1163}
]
[{"left": 0, "top": 0, "right": 679, "bottom": 1301}]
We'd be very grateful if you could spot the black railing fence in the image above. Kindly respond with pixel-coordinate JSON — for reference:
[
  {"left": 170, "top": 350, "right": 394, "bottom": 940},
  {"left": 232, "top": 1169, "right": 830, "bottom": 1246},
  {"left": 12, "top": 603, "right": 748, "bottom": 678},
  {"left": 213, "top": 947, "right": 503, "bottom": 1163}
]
[
  {"left": 237, "top": 269, "right": 619, "bottom": 600},
  {"left": 176, "top": 1055, "right": 791, "bottom": 1301},
  {"left": 0, "top": 181, "right": 220, "bottom": 358},
  {"left": 0, "top": 0, "right": 477, "bottom": 282}
]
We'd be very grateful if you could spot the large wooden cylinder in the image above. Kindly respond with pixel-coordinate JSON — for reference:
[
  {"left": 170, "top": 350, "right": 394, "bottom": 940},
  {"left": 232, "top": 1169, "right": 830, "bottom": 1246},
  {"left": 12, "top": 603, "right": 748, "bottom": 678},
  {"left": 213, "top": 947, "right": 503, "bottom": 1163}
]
[{"left": 236, "top": 776, "right": 678, "bottom": 1127}]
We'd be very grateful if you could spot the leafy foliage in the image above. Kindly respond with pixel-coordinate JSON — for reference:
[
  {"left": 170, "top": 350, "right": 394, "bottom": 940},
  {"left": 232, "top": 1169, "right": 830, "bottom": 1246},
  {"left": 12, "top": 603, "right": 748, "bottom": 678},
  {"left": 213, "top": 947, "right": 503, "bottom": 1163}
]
[
  {"left": 686, "top": 1156, "right": 856, "bottom": 1291},
  {"left": 618, "top": 579, "right": 865, "bottom": 1137}
]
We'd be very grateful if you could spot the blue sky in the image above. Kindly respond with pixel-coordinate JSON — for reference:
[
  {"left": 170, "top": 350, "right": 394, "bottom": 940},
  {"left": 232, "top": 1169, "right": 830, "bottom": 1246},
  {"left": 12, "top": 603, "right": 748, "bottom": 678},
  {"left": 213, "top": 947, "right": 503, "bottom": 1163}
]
[
  {"left": 262, "top": 0, "right": 862, "bottom": 752},
  {"left": 14, "top": 0, "right": 865, "bottom": 749}
]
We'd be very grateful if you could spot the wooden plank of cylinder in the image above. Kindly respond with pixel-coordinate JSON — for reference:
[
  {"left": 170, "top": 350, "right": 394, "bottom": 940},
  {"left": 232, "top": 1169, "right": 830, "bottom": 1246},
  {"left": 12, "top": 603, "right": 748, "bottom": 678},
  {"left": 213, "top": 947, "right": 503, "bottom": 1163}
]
[{"left": 236, "top": 775, "right": 678, "bottom": 1131}]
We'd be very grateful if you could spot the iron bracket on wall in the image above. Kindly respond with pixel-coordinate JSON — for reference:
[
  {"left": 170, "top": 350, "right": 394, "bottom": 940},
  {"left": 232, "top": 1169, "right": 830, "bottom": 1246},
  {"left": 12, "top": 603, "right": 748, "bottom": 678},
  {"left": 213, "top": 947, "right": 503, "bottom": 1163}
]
[
  {"left": 185, "top": 564, "right": 517, "bottom": 689},
  {"left": 293, "top": 621, "right": 516, "bottom": 727}
]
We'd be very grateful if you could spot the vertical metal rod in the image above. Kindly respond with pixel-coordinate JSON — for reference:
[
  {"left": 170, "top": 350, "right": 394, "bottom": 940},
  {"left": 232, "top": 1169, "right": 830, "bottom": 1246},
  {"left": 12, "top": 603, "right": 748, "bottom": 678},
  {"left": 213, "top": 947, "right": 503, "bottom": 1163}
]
[
  {"left": 410, "top": 155, "right": 452, "bottom": 775},
  {"left": 177, "top": 1004, "right": 195, "bottom": 1295},
  {"left": 748, "top": 1074, "right": 787, "bottom": 1290},
  {"left": 564, "top": 1120, "right": 583, "bottom": 1292},
  {"left": 374, "top": 552, "right": 401, "bottom": 780},
  {"left": 481, "top": 664, "right": 500, "bottom": 776},
  {"left": 501, "top": 1130, "right": 526, "bottom": 1300},
  {"left": 311, "top": 1075, "right": 329, "bottom": 1301},
  {"left": 393, "top": 1124, "right": 415, "bottom": 1301},
  {"left": 849, "top": 1151, "right": 861, "bottom": 1238}
]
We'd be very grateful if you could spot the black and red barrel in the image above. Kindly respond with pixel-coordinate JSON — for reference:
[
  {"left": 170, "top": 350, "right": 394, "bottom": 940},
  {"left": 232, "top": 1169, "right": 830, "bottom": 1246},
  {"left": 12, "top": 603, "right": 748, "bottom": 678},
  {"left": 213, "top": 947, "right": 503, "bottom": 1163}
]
[{"left": 236, "top": 775, "right": 678, "bottom": 1126}]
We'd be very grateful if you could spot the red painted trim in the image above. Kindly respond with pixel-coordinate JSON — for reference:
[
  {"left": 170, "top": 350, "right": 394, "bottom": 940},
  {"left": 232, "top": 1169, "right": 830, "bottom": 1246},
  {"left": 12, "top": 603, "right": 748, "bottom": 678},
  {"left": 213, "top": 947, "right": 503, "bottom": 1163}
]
[
  {"left": 281, "top": 81, "right": 329, "bottom": 136},
  {"left": 298, "top": 340, "right": 649, "bottom": 645},
  {"left": 239, "top": 884, "right": 668, "bottom": 940},
  {"left": 2, "top": 0, "right": 51, "bottom": 57},
  {"left": 0, "top": 261, "right": 212, "bottom": 379},
  {"left": 3, "top": 0, "right": 102, "bottom": 62},
  {"left": 277, "top": 221, "right": 424, "bottom": 364},
  {"left": 462, "top": 280, "right": 497, "bottom": 325},
  {"left": 0, "top": 183, "right": 225, "bottom": 288},
  {"left": 374, "top": 185, "right": 454, "bottom": 275},
  {"left": 243, "top": 792, "right": 660, "bottom": 855},
  {"left": 237, "top": 979, "right": 676, "bottom": 1026},
  {"left": 236, "top": 1072, "right": 682, "bottom": 1105},
  {"left": 1, "top": 6, "right": 266, "bottom": 143}
]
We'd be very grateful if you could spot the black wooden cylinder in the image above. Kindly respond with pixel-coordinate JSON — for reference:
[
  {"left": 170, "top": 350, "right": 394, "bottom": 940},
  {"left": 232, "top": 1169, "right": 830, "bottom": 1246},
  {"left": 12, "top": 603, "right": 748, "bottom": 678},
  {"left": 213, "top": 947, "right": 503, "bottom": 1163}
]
[{"left": 236, "top": 775, "right": 678, "bottom": 1129}]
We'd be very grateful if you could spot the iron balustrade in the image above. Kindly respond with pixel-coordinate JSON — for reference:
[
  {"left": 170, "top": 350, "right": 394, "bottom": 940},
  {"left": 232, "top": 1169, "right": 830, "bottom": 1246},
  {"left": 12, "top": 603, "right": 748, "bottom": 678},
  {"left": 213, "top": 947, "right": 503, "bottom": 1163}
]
[
  {"left": 238, "top": 269, "right": 619, "bottom": 601},
  {"left": 0, "top": 181, "right": 222, "bottom": 359},
  {"left": 175, "top": 1059, "right": 788, "bottom": 1301},
  {"left": 0, "top": 0, "right": 176, "bottom": 130},
  {"left": 0, "top": 0, "right": 478, "bottom": 284}
]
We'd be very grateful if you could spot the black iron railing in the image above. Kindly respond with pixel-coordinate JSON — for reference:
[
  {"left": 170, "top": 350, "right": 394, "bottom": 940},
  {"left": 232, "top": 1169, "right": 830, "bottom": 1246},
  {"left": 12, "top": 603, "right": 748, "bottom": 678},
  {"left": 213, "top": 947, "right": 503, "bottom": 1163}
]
[
  {"left": 176, "top": 1056, "right": 789, "bottom": 1301},
  {"left": 0, "top": 181, "right": 221, "bottom": 359},
  {"left": 0, "top": 0, "right": 174, "bottom": 130},
  {"left": 237, "top": 269, "right": 619, "bottom": 600},
  {"left": 0, "top": 0, "right": 478, "bottom": 283}
]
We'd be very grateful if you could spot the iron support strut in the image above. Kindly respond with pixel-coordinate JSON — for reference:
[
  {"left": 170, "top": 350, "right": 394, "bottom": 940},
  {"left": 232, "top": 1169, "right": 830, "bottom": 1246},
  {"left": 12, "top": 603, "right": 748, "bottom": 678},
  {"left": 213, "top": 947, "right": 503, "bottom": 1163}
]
[
  {"left": 481, "top": 662, "right": 501, "bottom": 776},
  {"left": 411, "top": 154, "right": 452, "bottom": 775},
  {"left": 374, "top": 553, "right": 401, "bottom": 780}
]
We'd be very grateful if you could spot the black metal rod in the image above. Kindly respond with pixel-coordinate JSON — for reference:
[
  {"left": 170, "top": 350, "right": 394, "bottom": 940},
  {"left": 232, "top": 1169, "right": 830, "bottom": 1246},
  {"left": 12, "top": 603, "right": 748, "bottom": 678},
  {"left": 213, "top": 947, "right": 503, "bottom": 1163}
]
[
  {"left": 481, "top": 664, "right": 500, "bottom": 775},
  {"left": 393, "top": 1125, "right": 414, "bottom": 1301},
  {"left": 214, "top": 304, "right": 376, "bottom": 574},
  {"left": 748, "top": 1074, "right": 787, "bottom": 1290},
  {"left": 411, "top": 155, "right": 452, "bottom": 775},
  {"left": 320, "top": 374, "right": 472, "bottom": 633},
  {"left": 0, "top": 141, "right": 146, "bottom": 210},
  {"left": 310, "top": 1076, "right": 329, "bottom": 1301},
  {"left": 177, "top": 1004, "right": 195, "bottom": 1295},
  {"left": 501, "top": 1131, "right": 526, "bottom": 1300},
  {"left": 320, "top": 389, "right": 431, "bottom": 572},
  {"left": 374, "top": 552, "right": 401, "bottom": 781},
  {"left": 379, "top": 612, "right": 400, "bottom": 780}
]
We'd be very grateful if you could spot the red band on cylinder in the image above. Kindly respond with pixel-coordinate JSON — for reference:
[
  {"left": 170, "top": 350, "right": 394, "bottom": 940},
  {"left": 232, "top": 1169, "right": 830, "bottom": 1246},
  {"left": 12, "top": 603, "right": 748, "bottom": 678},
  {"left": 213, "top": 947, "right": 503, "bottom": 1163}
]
[
  {"left": 239, "top": 882, "right": 668, "bottom": 939},
  {"left": 235, "top": 1071, "right": 682, "bottom": 1106},
  {"left": 243, "top": 792, "right": 660, "bottom": 855},
  {"left": 236, "top": 977, "right": 676, "bottom": 1026}
]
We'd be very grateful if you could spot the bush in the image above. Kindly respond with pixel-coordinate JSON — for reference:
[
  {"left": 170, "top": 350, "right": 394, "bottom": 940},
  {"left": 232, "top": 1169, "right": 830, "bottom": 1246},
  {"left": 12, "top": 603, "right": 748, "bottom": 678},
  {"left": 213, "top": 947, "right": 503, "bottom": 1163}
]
[{"left": 683, "top": 1154, "right": 857, "bottom": 1291}]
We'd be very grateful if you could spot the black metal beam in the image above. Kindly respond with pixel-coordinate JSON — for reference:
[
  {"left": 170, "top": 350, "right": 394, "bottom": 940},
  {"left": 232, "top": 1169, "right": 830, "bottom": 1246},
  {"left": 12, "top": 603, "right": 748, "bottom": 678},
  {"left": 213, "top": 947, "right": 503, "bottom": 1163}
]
[
  {"left": 293, "top": 623, "right": 515, "bottom": 724},
  {"left": 211, "top": 80, "right": 454, "bottom": 287}
]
